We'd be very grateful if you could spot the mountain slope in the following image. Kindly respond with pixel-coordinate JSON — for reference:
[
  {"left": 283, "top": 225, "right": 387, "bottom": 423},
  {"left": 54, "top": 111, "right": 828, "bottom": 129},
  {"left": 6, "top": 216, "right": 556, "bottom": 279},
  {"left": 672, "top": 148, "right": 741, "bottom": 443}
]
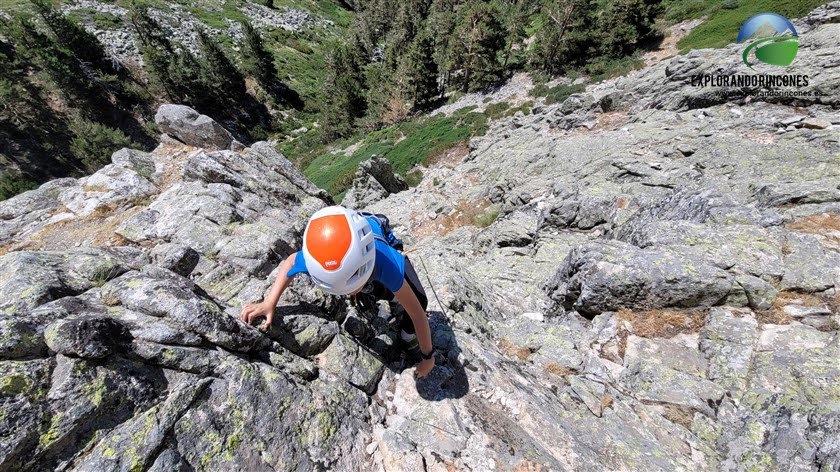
[{"left": 0, "top": 3, "right": 838, "bottom": 471}]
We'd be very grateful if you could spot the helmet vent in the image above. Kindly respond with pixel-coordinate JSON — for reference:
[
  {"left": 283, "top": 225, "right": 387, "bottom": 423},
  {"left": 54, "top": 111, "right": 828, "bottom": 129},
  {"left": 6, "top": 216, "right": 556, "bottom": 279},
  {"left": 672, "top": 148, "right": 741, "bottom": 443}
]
[
  {"left": 310, "top": 275, "right": 332, "bottom": 289},
  {"left": 347, "top": 267, "right": 362, "bottom": 284}
]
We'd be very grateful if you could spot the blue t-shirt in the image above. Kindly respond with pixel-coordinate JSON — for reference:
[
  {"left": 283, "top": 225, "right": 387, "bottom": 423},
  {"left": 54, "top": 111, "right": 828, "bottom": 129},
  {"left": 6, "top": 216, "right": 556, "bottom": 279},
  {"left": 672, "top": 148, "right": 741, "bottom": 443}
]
[{"left": 287, "top": 215, "right": 406, "bottom": 292}]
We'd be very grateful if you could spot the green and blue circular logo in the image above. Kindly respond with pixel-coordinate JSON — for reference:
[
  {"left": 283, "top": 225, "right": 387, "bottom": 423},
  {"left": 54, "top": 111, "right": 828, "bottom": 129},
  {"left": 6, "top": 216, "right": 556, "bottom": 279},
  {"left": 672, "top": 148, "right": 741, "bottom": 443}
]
[{"left": 737, "top": 13, "right": 799, "bottom": 69}]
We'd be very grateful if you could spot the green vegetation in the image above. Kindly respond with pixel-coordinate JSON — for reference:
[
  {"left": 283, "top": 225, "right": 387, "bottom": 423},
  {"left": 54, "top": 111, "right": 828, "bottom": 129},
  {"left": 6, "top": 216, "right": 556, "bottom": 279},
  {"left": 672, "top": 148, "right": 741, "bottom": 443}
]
[
  {"left": 475, "top": 206, "right": 500, "bottom": 227},
  {"left": 268, "top": 28, "right": 328, "bottom": 105},
  {"left": 404, "top": 169, "right": 423, "bottom": 187},
  {"left": 190, "top": 2, "right": 249, "bottom": 29},
  {"left": 241, "top": 20, "right": 303, "bottom": 109},
  {"left": 585, "top": 56, "right": 647, "bottom": 82},
  {"left": 528, "top": 0, "right": 660, "bottom": 75},
  {"left": 674, "top": 0, "right": 827, "bottom": 51},
  {"left": 0, "top": 0, "right": 318, "bottom": 199},
  {"left": 0, "top": 0, "right": 31, "bottom": 13},
  {"left": 0, "top": 0, "right": 158, "bottom": 199},
  {"left": 0, "top": 172, "right": 38, "bottom": 200},
  {"left": 129, "top": 5, "right": 271, "bottom": 139},
  {"left": 7, "top": 0, "right": 817, "bottom": 201},
  {"left": 271, "top": 0, "right": 353, "bottom": 27},
  {"left": 0, "top": 373, "right": 32, "bottom": 395},
  {"left": 484, "top": 101, "right": 512, "bottom": 119},
  {"left": 662, "top": 0, "right": 712, "bottom": 22},
  {"left": 530, "top": 83, "right": 585, "bottom": 104},
  {"left": 320, "top": 39, "right": 366, "bottom": 141},
  {"left": 69, "top": 118, "right": 137, "bottom": 172},
  {"left": 65, "top": 8, "right": 123, "bottom": 29},
  {"left": 304, "top": 107, "right": 489, "bottom": 196}
]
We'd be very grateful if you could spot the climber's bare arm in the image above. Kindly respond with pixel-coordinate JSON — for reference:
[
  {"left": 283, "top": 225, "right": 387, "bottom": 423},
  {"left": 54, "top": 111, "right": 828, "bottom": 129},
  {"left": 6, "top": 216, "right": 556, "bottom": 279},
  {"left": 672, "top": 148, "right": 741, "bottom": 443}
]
[
  {"left": 239, "top": 252, "right": 298, "bottom": 329},
  {"left": 394, "top": 282, "right": 435, "bottom": 377}
]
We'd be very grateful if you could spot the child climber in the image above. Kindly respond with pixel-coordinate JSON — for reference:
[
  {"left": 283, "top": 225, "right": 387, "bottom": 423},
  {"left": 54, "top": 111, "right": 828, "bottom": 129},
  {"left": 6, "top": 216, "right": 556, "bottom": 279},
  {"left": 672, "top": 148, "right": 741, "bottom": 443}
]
[{"left": 239, "top": 205, "right": 435, "bottom": 377}]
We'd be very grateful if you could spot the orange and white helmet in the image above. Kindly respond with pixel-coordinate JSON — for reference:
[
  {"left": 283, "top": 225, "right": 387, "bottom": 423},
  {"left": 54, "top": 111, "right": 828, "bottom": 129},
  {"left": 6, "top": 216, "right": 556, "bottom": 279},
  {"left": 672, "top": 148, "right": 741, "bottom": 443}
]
[{"left": 302, "top": 206, "right": 376, "bottom": 295}]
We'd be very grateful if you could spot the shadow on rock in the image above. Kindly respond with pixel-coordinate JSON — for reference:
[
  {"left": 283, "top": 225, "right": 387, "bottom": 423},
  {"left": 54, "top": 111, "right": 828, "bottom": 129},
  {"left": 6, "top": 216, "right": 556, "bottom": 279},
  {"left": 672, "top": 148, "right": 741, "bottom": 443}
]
[
  {"left": 335, "top": 298, "right": 470, "bottom": 400},
  {"left": 414, "top": 311, "right": 469, "bottom": 401},
  {"left": 264, "top": 304, "right": 340, "bottom": 358}
]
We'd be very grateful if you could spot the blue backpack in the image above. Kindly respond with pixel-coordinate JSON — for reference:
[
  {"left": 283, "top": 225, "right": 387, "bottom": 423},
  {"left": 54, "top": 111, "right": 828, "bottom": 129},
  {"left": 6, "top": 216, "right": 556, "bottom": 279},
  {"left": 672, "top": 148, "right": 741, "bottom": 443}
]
[{"left": 360, "top": 212, "right": 404, "bottom": 251}]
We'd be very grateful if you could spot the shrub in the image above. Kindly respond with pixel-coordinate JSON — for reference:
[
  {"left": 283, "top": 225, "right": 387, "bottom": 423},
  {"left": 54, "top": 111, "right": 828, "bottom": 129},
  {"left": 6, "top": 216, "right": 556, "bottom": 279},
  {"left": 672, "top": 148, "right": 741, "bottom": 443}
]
[
  {"left": 446, "top": 91, "right": 465, "bottom": 104},
  {"left": 505, "top": 101, "right": 534, "bottom": 117},
  {"left": 0, "top": 171, "right": 38, "bottom": 201},
  {"left": 475, "top": 207, "right": 500, "bottom": 228},
  {"left": 483, "top": 101, "right": 511, "bottom": 120},
  {"left": 69, "top": 118, "right": 135, "bottom": 172},
  {"left": 529, "top": 83, "right": 551, "bottom": 98},
  {"left": 531, "top": 83, "right": 586, "bottom": 105},
  {"left": 404, "top": 169, "right": 423, "bottom": 187},
  {"left": 304, "top": 108, "right": 489, "bottom": 197},
  {"left": 584, "top": 57, "right": 645, "bottom": 83}
]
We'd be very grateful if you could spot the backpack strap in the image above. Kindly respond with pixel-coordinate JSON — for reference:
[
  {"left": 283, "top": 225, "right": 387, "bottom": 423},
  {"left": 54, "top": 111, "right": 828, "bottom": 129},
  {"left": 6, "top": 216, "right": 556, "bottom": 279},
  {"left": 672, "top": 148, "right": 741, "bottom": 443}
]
[{"left": 361, "top": 212, "right": 404, "bottom": 251}]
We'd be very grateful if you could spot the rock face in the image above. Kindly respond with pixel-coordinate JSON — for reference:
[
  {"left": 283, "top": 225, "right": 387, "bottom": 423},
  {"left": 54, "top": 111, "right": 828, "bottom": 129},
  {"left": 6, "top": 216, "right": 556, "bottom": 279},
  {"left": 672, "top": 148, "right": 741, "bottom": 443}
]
[
  {"left": 1, "top": 5, "right": 840, "bottom": 471},
  {"left": 341, "top": 155, "right": 409, "bottom": 209},
  {"left": 55, "top": 0, "right": 333, "bottom": 64},
  {"left": 155, "top": 104, "right": 240, "bottom": 151},
  {"left": 0, "top": 106, "right": 376, "bottom": 471},
  {"left": 359, "top": 4, "right": 840, "bottom": 469},
  {"left": 548, "top": 239, "right": 735, "bottom": 316}
]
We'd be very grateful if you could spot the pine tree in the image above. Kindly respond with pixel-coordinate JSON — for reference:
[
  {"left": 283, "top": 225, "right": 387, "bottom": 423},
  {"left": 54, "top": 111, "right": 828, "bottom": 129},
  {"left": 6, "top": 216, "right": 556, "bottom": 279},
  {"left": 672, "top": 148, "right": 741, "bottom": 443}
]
[
  {"left": 387, "top": 0, "right": 430, "bottom": 61},
  {"left": 381, "top": 4, "right": 414, "bottom": 72},
  {"left": 399, "top": 30, "right": 439, "bottom": 111},
  {"left": 11, "top": 16, "right": 99, "bottom": 104},
  {"left": 597, "top": 0, "right": 660, "bottom": 57},
  {"left": 363, "top": 0, "right": 427, "bottom": 125},
  {"left": 240, "top": 20, "right": 277, "bottom": 90},
  {"left": 0, "top": 11, "right": 152, "bottom": 198},
  {"left": 528, "top": 0, "right": 592, "bottom": 73},
  {"left": 0, "top": 34, "right": 35, "bottom": 135},
  {"left": 129, "top": 7, "right": 218, "bottom": 110},
  {"left": 68, "top": 116, "right": 134, "bottom": 172},
  {"left": 365, "top": 64, "right": 408, "bottom": 128},
  {"left": 196, "top": 28, "right": 246, "bottom": 105},
  {"left": 354, "top": 0, "right": 396, "bottom": 53},
  {"left": 500, "top": 0, "right": 538, "bottom": 70},
  {"left": 427, "top": 0, "right": 463, "bottom": 93},
  {"left": 321, "top": 42, "right": 366, "bottom": 141},
  {"left": 30, "top": 0, "right": 112, "bottom": 74},
  {"left": 129, "top": 6, "right": 180, "bottom": 101},
  {"left": 451, "top": 1, "right": 506, "bottom": 92},
  {"left": 558, "top": 0, "right": 598, "bottom": 65},
  {"left": 167, "top": 48, "right": 213, "bottom": 108}
]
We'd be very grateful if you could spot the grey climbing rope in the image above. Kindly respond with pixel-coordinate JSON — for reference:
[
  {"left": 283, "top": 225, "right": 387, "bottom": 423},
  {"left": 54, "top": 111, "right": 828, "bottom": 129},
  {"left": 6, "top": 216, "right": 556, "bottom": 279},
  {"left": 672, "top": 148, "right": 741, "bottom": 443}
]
[{"left": 417, "top": 254, "right": 450, "bottom": 323}]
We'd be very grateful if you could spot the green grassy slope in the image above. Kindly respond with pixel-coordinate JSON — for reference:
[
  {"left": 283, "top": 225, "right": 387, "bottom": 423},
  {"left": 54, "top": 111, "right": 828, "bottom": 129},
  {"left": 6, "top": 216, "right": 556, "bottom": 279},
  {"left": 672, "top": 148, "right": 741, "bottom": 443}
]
[
  {"left": 673, "top": 0, "right": 827, "bottom": 51},
  {"left": 304, "top": 107, "right": 492, "bottom": 196}
]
